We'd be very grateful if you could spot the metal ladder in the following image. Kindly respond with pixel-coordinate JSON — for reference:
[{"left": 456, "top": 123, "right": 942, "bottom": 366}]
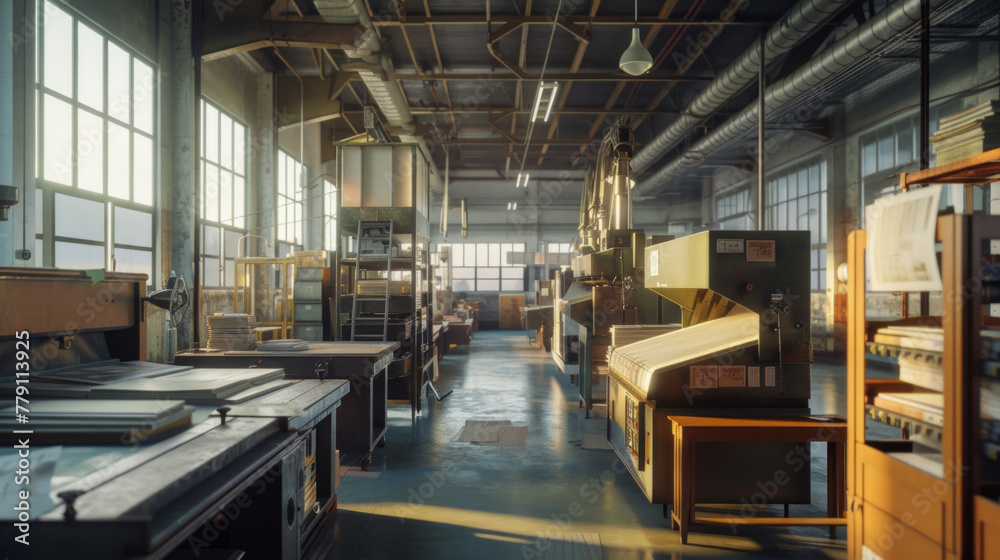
[{"left": 350, "top": 220, "right": 394, "bottom": 341}]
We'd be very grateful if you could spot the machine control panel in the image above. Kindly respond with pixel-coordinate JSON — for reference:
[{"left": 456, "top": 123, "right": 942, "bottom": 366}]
[{"left": 625, "top": 393, "right": 644, "bottom": 468}]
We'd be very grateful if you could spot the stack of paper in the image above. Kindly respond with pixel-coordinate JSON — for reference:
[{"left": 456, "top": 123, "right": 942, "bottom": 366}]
[
  {"left": 873, "top": 325, "right": 944, "bottom": 352},
  {"left": 610, "top": 324, "right": 681, "bottom": 348},
  {"left": 258, "top": 339, "right": 310, "bottom": 351},
  {"left": 0, "top": 399, "right": 195, "bottom": 444},
  {"left": 930, "top": 101, "right": 1000, "bottom": 165},
  {"left": 897, "top": 354, "right": 944, "bottom": 392},
  {"left": 207, "top": 313, "right": 257, "bottom": 351},
  {"left": 872, "top": 392, "right": 944, "bottom": 427},
  {"left": 90, "top": 368, "right": 290, "bottom": 404}
]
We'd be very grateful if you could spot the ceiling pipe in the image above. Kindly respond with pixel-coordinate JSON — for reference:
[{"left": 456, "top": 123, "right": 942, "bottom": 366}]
[
  {"left": 630, "top": 0, "right": 852, "bottom": 176},
  {"left": 314, "top": 0, "right": 444, "bottom": 193},
  {"left": 635, "top": 0, "right": 948, "bottom": 196}
]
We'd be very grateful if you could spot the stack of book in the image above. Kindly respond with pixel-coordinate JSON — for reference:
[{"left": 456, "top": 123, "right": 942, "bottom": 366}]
[
  {"left": 871, "top": 392, "right": 944, "bottom": 427},
  {"left": 930, "top": 100, "right": 1000, "bottom": 165},
  {"left": 207, "top": 313, "right": 257, "bottom": 351},
  {"left": 898, "top": 353, "right": 944, "bottom": 392}
]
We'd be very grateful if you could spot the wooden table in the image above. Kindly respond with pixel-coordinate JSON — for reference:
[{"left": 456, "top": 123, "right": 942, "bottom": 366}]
[{"left": 669, "top": 415, "right": 847, "bottom": 544}]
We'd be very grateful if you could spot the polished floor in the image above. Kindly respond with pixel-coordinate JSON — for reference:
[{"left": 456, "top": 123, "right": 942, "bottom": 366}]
[{"left": 325, "top": 331, "right": 849, "bottom": 559}]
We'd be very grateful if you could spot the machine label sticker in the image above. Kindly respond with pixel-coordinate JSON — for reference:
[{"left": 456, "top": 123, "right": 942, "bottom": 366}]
[
  {"left": 748, "top": 366, "right": 760, "bottom": 387},
  {"left": 765, "top": 366, "right": 777, "bottom": 387},
  {"left": 719, "top": 366, "right": 746, "bottom": 387},
  {"left": 690, "top": 366, "right": 718, "bottom": 389},
  {"left": 649, "top": 250, "right": 659, "bottom": 277},
  {"left": 716, "top": 239, "right": 744, "bottom": 254},
  {"left": 747, "top": 240, "right": 776, "bottom": 262}
]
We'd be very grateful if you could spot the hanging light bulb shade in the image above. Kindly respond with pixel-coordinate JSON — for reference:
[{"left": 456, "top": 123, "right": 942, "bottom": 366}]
[{"left": 619, "top": 27, "right": 652, "bottom": 76}]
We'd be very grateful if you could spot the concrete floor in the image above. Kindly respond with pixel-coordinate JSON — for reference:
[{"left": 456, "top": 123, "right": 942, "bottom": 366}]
[{"left": 325, "top": 331, "right": 849, "bottom": 560}]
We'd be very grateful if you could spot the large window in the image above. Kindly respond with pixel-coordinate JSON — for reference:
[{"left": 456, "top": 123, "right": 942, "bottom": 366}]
[
  {"left": 715, "top": 188, "right": 752, "bottom": 230},
  {"left": 277, "top": 150, "right": 303, "bottom": 256},
  {"left": 765, "top": 159, "right": 828, "bottom": 290},
  {"left": 34, "top": 0, "right": 156, "bottom": 281},
  {"left": 436, "top": 242, "right": 526, "bottom": 292},
  {"left": 200, "top": 98, "right": 247, "bottom": 287}
]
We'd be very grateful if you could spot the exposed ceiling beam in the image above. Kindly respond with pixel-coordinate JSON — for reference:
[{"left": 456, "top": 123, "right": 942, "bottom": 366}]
[
  {"left": 371, "top": 15, "right": 770, "bottom": 26},
  {"left": 393, "top": 72, "right": 710, "bottom": 82},
  {"left": 428, "top": 138, "right": 613, "bottom": 146},
  {"left": 423, "top": 0, "right": 464, "bottom": 162},
  {"left": 201, "top": 21, "right": 365, "bottom": 61},
  {"left": 401, "top": 107, "right": 675, "bottom": 115}
]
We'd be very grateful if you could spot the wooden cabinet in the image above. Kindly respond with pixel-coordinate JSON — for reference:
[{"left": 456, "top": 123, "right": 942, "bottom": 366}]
[{"left": 847, "top": 147, "right": 1000, "bottom": 560}]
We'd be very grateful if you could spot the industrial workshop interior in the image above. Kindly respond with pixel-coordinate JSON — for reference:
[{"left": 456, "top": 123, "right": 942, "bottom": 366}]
[{"left": 8, "top": 0, "right": 1000, "bottom": 558}]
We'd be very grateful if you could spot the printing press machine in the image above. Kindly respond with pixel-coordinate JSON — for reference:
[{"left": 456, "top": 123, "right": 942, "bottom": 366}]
[
  {"left": 606, "top": 231, "right": 814, "bottom": 506},
  {"left": 0, "top": 268, "right": 350, "bottom": 559}
]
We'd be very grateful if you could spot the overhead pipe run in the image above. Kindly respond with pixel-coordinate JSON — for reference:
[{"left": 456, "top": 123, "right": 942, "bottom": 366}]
[
  {"left": 629, "top": 0, "right": 851, "bottom": 176},
  {"left": 314, "top": 0, "right": 443, "bottom": 193},
  {"left": 635, "top": 0, "right": 947, "bottom": 196}
]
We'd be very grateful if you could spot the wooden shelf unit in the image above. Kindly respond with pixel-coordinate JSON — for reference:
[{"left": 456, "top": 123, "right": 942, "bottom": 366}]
[{"left": 849, "top": 147, "right": 1000, "bottom": 560}]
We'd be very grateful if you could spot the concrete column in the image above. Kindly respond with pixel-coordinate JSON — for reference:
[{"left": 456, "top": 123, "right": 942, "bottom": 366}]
[
  {"left": 250, "top": 71, "right": 276, "bottom": 317},
  {"left": 0, "top": 0, "right": 35, "bottom": 267},
  {"left": 169, "top": 0, "right": 196, "bottom": 348},
  {"left": 303, "top": 122, "right": 323, "bottom": 251}
]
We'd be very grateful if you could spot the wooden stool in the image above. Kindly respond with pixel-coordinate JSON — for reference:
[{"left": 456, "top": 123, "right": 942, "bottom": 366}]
[{"left": 669, "top": 414, "right": 847, "bottom": 544}]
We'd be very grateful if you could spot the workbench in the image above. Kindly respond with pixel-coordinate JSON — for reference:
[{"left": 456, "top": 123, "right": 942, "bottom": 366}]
[
  {"left": 0, "top": 379, "right": 350, "bottom": 559},
  {"left": 669, "top": 415, "right": 847, "bottom": 544},
  {"left": 175, "top": 341, "right": 398, "bottom": 468}
]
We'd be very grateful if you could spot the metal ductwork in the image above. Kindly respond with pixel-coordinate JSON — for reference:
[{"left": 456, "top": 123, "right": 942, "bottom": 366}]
[
  {"left": 635, "top": 0, "right": 946, "bottom": 196},
  {"left": 314, "top": 0, "right": 442, "bottom": 192},
  {"left": 630, "top": 0, "right": 851, "bottom": 176}
]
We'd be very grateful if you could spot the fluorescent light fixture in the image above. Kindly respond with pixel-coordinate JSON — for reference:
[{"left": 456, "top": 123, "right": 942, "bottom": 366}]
[
  {"left": 507, "top": 202, "right": 517, "bottom": 210},
  {"left": 530, "top": 82, "right": 560, "bottom": 122},
  {"left": 515, "top": 172, "right": 530, "bottom": 188},
  {"left": 544, "top": 83, "right": 559, "bottom": 122}
]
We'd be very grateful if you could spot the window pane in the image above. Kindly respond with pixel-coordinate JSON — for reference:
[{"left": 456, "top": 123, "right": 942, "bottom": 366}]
[
  {"left": 451, "top": 245, "right": 463, "bottom": 267},
  {"left": 897, "top": 125, "right": 913, "bottom": 164},
  {"left": 478, "top": 267, "right": 500, "bottom": 279},
  {"left": 778, "top": 176, "right": 787, "bottom": 201},
  {"left": 202, "top": 225, "right": 220, "bottom": 256},
  {"left": 477, "top": 279, "right": 499, "bottom": 291},
  {"left": 488, "top": 243, "right": 500, "bottom": 267},
  {"left": 204, "top": 103, "right": 219, "bottom": 163},
  {"left": 204, "top": 163, "right": 219, "bottom": 222},
  {"left": 107, "top": 42, "right": 131, "bottom": 123},
  {"left": 115, "top": 248, "right": 152, "bottom": 280},
  {"left": 809, "top": 164, "right": 820, "bottom": 194},
  {"left": 464, "top": 244, "right": 476, "bottom": 267},
  {"left": 501, "top": 267, "right": 523, "bottom": 279},
  {"left": 224, "top": 229, "right": 241, "bottom": 259},
  {"left": 220, "top": 113, "right": 233, "bottom": 169},
  {"left": 55, "top": 241, "right": 104, "bottom": 270},
  {"left": 223, "top": 259, "right": 235, "bottom": 287},
  {"left": 233, "top": 123, "right": 246, "bottom": 174},
  {"left": 133, "top": 59, "right": 154, "bottom": 134},
  {"left": 77, "top": 109, "right": 104, "bottom": 193},
  {"left": 878, "top": 134, "right": 894, "bottom": 171},
  {"left": 55, "top": 194, "right": 105, "bottom": 241},
  {"left": 42, "top": 94, "right": 73, "bottom": 184},
  {"left": 820, "top": 191, "right": 827, "bottom": 243},
  {"left": 454, "top": 278, "right": 474, "bottom": 291},
  {"left": 862, "top": 142, "right": 877, "bottom": 177},
  {"left": 115, "top": 206, "right": 152, "bottom": 247},
  {"left": 453, "top": 267, "right": 475, "bottom": 279},
  {"left": 220, "top": 170, "right": 233, "bottom": 225},
  {"left": 501, "top": 279, "right": 523, "bottom": 291},
  {"left": 107, "top": 122, "right": 130, "bottom": 200},
  {"left": 798, "top": 169, "right": 808, "bottom": 197},
  {"left": 233, "top": 175, "right": 245, "bottom": 228},
  {"left": 76, "top": 23, "right": 104, "bottom": 111},
  {"left": 42, "top": 1, "right": 73, "bottom": 97},
  {"left": 476, "top": 243, "right": 488, "bottom": 266},
  {"left": 133, "top": 133, "right": 153, "bottom": 205},
  {"left": 786, "top": 173, "right": 796, "bottom": 201},
  {"left": 202, "top": 256, "right": 221, "bottom": 287}
]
